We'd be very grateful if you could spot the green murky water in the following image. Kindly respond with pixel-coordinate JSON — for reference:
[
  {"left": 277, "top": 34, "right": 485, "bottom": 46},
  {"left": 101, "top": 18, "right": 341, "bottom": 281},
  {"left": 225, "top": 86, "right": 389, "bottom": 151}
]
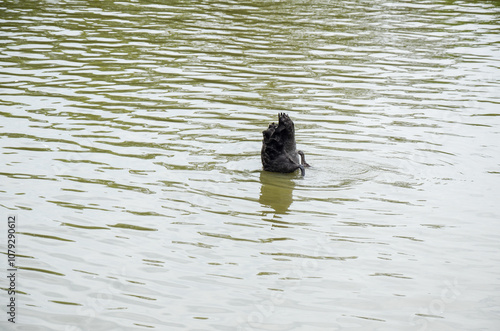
[{"left": 1, "top": 0, "right": 499, "bottom": 330}]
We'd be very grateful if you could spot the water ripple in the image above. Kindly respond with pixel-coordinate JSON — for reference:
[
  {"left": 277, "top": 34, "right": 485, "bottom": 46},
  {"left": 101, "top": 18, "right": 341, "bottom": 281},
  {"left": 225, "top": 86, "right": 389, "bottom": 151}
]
[{"left": 1, "top": 0, "right": 500, "bottom": 330}]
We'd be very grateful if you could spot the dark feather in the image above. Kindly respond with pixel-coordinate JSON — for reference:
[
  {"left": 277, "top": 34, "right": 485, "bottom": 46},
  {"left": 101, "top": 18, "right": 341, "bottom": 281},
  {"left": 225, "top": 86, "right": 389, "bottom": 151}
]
[{"left": 261, "top": 113, "right": 310, "bottom": 176}]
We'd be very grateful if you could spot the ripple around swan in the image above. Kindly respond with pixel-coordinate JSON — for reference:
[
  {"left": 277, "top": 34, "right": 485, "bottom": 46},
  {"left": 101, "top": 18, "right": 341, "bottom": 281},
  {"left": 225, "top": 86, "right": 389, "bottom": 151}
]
[{"left": 1, "top": 0, "right": 500, "bottom": 330}]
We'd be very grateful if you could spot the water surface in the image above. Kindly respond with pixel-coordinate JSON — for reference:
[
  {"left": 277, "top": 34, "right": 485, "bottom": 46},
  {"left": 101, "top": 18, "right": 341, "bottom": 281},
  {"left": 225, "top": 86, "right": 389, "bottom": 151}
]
[{"left": 1, "top": 0, "right": 500, "bottom": 330}]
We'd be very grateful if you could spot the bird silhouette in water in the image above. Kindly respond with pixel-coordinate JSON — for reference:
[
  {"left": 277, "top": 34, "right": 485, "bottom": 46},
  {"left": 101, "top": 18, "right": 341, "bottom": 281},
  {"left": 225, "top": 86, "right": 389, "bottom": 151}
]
[{"left": 261, "top": 113, "right": 310, "bottom": 176}]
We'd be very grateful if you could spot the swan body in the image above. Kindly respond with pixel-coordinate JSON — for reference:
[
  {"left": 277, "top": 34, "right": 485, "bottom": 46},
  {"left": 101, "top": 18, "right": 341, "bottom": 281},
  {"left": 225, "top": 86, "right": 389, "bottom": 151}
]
[{"left": 261, "top": 113, "right": 310, "bottom": 176}]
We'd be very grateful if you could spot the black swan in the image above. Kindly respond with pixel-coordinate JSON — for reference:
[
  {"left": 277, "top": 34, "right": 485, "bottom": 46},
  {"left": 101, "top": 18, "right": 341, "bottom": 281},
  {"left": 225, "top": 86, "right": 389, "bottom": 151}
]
[{"left": 261, "top": 113, "right": 310, "bottom": 176}]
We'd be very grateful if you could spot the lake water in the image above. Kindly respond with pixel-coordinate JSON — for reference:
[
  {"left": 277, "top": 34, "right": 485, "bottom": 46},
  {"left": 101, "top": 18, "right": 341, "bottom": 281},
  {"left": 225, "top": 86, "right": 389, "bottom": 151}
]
[{"left": 1, "top": 0, "right": 500, "bottom": 330}]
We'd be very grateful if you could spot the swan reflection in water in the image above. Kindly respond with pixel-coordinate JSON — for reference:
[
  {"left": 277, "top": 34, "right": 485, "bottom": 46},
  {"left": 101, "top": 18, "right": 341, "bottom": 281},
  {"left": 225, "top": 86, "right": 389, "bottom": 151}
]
[{"left": 259, "top": 171, "right": 296, "bottom": 214}]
